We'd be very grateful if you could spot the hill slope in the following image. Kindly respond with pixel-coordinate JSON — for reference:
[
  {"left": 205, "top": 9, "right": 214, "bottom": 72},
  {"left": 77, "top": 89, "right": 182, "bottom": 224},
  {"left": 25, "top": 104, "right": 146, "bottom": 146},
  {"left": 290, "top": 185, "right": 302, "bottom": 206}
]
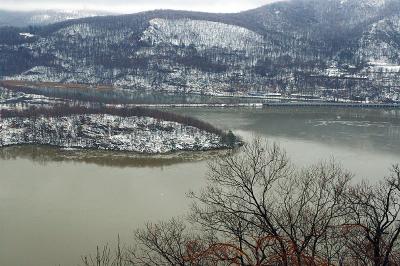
[{"left": 1, "top": 0, "right": 400, "bottom": 102}]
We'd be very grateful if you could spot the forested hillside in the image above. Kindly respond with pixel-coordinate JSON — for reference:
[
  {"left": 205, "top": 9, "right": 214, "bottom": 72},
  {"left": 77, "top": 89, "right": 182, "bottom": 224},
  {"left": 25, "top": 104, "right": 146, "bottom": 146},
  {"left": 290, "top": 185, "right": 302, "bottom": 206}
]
[{"left": 1, "top": 0, "right": 400, "bottom": 102}]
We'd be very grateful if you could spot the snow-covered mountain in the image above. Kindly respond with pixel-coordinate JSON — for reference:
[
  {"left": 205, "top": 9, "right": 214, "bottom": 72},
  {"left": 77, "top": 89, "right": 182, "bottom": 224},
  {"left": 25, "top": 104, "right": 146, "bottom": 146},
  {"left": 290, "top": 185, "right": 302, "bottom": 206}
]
[
  {"left": 1, "top": 0, "right": 400, "bottom": 102},
  {"left": 0, "top": 9, "right": 113, "bottom": 27}
]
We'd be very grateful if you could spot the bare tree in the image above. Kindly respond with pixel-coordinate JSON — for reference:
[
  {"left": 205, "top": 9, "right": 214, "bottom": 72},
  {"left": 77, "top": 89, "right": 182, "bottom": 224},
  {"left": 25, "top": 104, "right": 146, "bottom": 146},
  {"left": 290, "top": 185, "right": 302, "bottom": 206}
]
[
  {"left": 189, "top": 138, "right": 351, "bottom": 265},
  {"left": 189, "top": 138, "right": 291, "bottom": 265},
  {"left": 344, "top": 165, "right": 400, "bottom": 266},
  {"left": 80, "top": 139, "right": 400, "bottom": 266},
  {"left": 272, "top": 161, "right": 351, "bottom": 265}
]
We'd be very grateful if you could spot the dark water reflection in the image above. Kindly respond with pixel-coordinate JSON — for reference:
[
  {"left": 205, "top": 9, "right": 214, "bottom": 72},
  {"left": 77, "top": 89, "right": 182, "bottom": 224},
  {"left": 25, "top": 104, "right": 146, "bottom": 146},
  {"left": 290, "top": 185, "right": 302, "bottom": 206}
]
[{"left": 0, "top": 145, "right": 228, "bottom": 168}]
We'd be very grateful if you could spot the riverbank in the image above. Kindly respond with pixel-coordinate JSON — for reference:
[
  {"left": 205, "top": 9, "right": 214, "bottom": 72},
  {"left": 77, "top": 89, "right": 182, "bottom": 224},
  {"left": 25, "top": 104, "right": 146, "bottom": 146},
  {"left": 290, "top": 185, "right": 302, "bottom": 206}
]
[
  {"left": 0, "top": 114, "right": 230, "bottom": 153},
  {"left": 0, "top": 106, "right": 239, "bottom": 154},
  {"left": 111, "top": 102, "right": 400, "bottom": 109},
  {"left": 2, "top": 80, "right": 399, "bottom": 109}
]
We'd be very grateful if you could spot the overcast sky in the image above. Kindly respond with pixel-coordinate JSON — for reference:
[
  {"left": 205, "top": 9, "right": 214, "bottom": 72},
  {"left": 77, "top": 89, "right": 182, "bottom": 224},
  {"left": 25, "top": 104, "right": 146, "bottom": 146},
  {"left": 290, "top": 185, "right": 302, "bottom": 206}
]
[{"left": 0, "top": 0, "right": 281, "bottom": 13}]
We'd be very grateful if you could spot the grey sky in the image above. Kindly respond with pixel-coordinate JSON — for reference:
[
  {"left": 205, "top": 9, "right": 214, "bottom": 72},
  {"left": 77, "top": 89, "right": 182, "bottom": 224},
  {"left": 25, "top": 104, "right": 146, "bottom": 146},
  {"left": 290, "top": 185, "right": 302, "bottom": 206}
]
[{"left": 0, "top": 0, "right": 281, "bottom": 13}]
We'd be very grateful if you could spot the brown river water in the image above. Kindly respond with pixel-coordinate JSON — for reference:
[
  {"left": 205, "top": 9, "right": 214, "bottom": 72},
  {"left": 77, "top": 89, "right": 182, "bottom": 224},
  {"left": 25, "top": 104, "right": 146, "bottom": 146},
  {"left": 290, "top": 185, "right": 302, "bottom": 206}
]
[{"left": 0, "top": 107, "right": 399, "bottom": 266}]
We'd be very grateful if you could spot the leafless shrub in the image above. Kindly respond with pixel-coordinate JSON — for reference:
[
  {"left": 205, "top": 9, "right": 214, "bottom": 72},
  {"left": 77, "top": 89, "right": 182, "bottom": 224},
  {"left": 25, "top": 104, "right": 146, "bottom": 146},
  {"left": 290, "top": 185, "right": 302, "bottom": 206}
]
[
  {"left": 81, "top": 236, "right": 130, "bottom": 266},
  {"left": 127, "top": 218, "right": 214, "bottom": 266}
]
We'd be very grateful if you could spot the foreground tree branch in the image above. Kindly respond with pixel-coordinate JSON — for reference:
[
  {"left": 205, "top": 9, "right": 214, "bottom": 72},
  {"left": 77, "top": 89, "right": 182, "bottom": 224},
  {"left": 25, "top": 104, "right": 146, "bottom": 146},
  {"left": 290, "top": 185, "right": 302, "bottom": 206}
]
[{"left": 80, "top": 139, "right": 400, "bottom": 266}]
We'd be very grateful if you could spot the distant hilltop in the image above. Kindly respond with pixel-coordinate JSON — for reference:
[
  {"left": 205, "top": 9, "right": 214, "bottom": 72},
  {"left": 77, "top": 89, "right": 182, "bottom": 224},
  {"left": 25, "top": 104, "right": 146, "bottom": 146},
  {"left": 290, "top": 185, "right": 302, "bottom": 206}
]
[
  {"left": 1, "top": 0, "right": 400, "bottom": 103},
  {"left": 0, "top": 9, "right": 114, "bottom": 27}
]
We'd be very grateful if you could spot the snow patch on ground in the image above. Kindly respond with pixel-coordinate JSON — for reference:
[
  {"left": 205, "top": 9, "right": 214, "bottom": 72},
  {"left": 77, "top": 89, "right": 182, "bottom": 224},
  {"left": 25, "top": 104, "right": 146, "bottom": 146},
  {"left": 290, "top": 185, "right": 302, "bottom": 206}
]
[
  {"left": 368, "top": 60, "right": 400, "bottom": 72},
  {"left": 0, "top": 114, "right": 227, "bottom": 154},
  {"left": 19, "top": 32, "right": 35, "bottom": 38},
  {"left": 141, "top": 18, "right": 264, "bottom": 52}
]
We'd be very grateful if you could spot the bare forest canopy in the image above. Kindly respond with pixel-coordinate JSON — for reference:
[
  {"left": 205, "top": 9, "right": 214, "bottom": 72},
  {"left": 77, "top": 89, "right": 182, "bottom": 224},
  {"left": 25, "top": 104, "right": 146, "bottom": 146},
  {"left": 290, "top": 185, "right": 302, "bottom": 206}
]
[
  {"left": 1, "top": 0, "right": 400, "bottom": 102},
  {"left": 0, "top": 105, "right": 227, "bottom": 137},
  {"left": 0, "top": 80, "right": 115, "bottom": 90}
]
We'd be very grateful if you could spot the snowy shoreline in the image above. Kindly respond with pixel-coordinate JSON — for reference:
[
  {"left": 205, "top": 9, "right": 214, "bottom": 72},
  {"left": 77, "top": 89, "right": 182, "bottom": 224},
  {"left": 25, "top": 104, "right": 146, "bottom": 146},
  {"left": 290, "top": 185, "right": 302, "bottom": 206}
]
[{"left": 0, "top": 114, "right": 233, "bottom": 154}]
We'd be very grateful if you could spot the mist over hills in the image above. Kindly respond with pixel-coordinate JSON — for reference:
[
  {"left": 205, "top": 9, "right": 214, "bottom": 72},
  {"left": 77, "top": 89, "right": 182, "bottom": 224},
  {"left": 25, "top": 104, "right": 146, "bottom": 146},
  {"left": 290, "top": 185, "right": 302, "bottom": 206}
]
[
  {"left": 1, "top": 0, "right": 400, "bottom": 102},
  {"left": 0, "top": 9, "right": 113, "bottom": 27}
]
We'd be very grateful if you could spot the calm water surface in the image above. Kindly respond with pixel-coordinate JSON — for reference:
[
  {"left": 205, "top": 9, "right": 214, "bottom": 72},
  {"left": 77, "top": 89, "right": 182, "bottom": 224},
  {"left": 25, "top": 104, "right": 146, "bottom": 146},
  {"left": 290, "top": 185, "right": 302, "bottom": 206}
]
[{"left": 1, "top": 107, "right": 399, "bottom": 266}]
